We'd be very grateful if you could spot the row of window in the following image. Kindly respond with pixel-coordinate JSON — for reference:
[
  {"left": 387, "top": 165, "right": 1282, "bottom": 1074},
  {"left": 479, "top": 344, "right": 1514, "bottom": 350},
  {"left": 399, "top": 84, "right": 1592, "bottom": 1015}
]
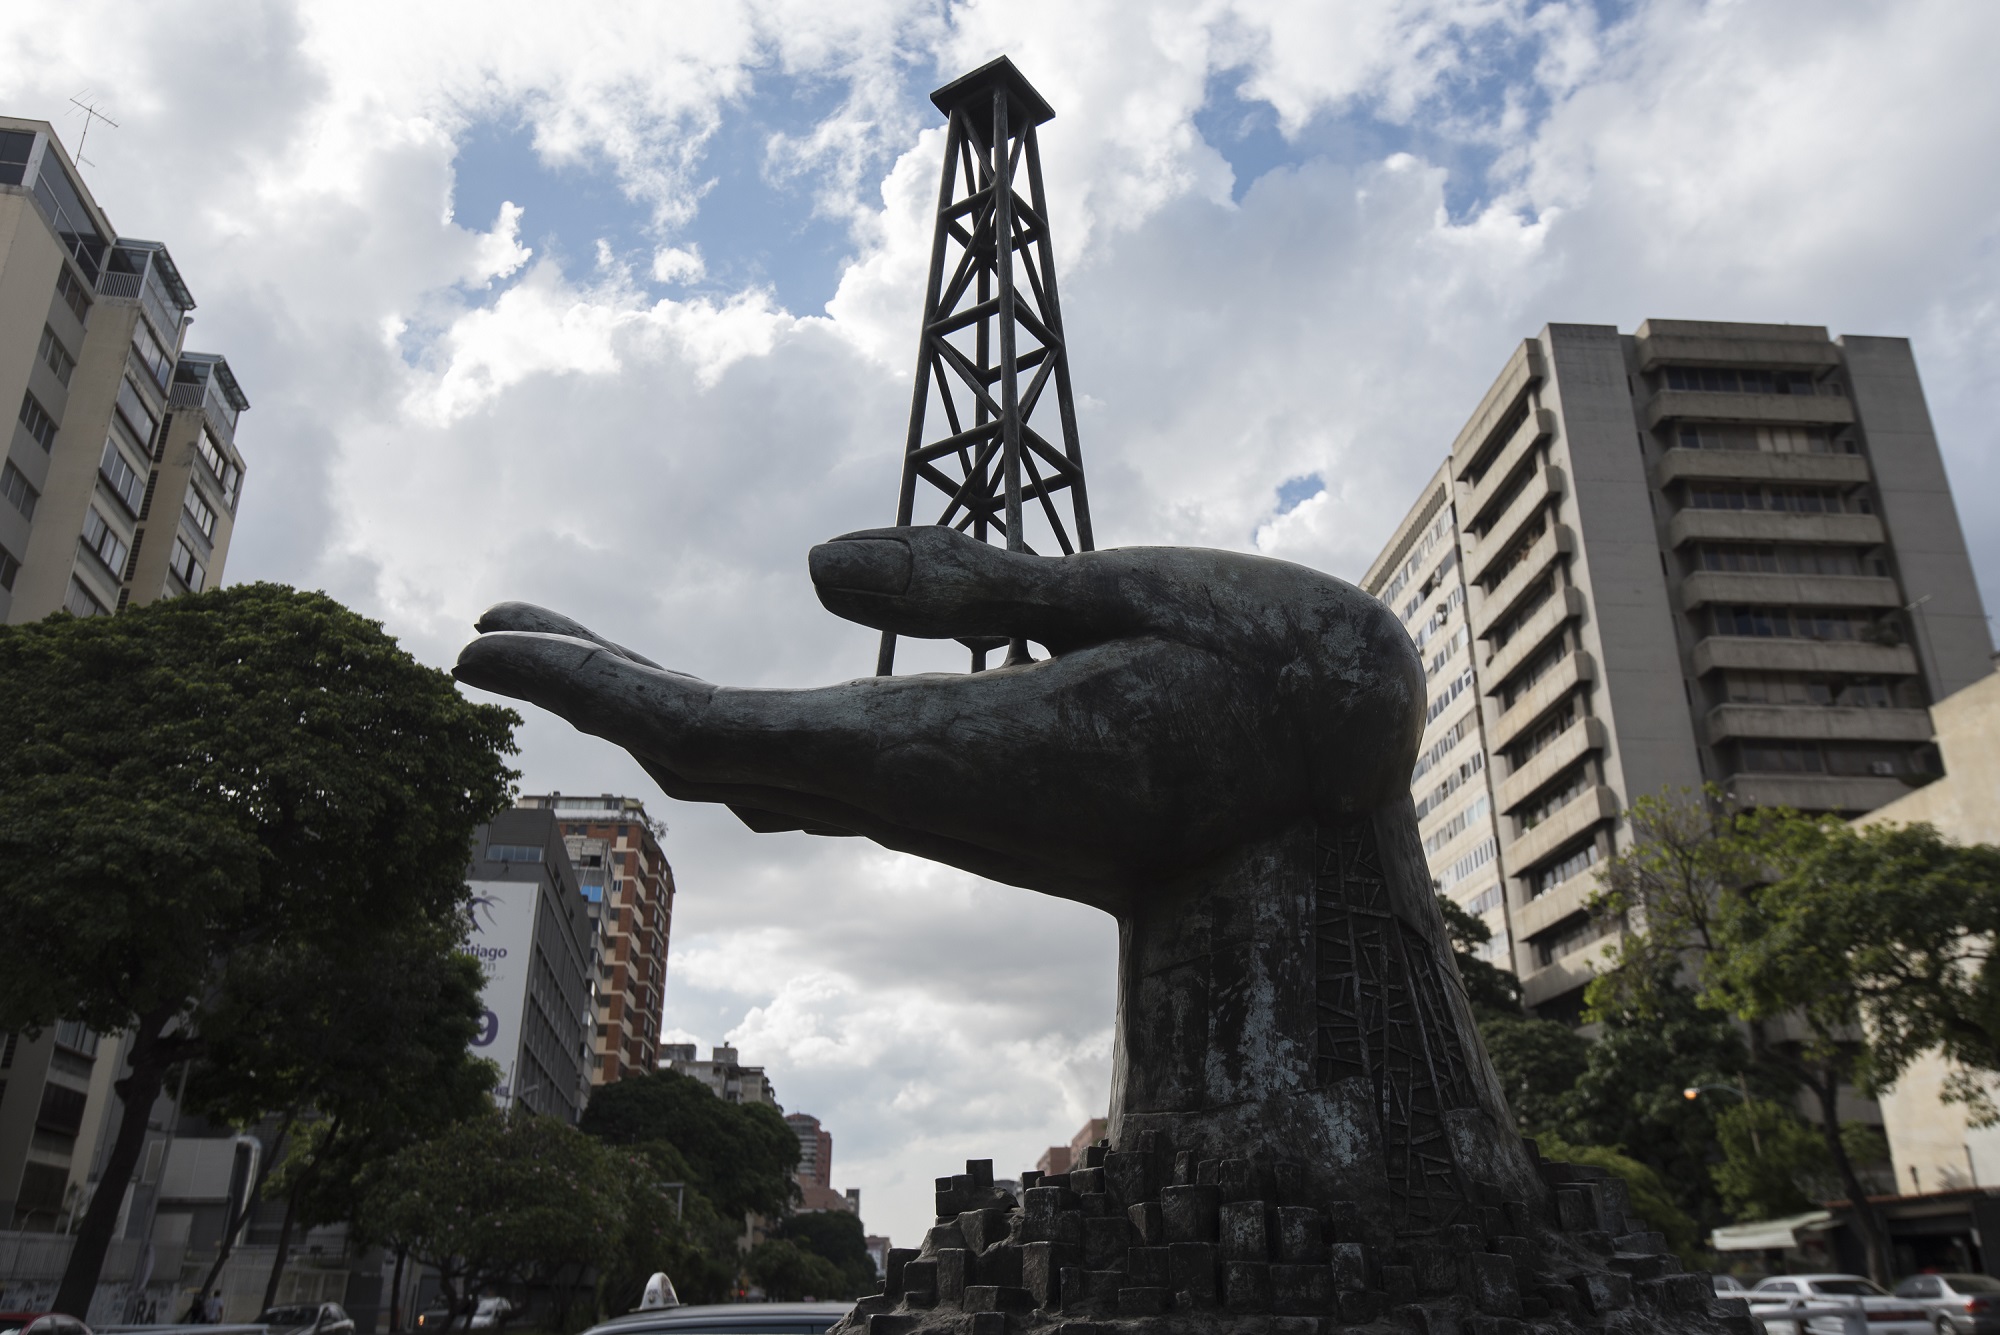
[
  {"left": 1532, "top": 909, "right": 1611, "bottom": 967},
  {"left": 64, "top": 576, "right": 104, "bottom": 617},
  {"left": 485, "top": 843, "right": 545, "bottom": 863},
  {"left": 1440, "top": 836, "right": 1497, "bottom": 890},
  {"left": 1491, "top": 578, "right": 1554, "bottom": 653},
  {"left": 1693, "top": 543, "right": 1870, "bottom": 577},
  {"left": 1427, "top": 667, "right": 1474, "bottom": 724},
  {"left": 1673, "top": 423, "right": 1856, "bottom": 455},
  {"left": 1483, "top": 513, "right": 1551, "bottom": 593},
  {"left": 19, "top": 393, "right": 57, "bottom": 450},
  {"left": 1518, "top": 762, "right": 1591, "bottom": 833},
  {"left": 1500, "top": 636, "right": 1573, "bottom": 711},
  {"left": 2, "top": 461, "right": 38, "bottom": 521},
  {"left": 99, "top": 439, "right": 144, "bottom": 514},
  {"left": 1411, "top": 710, "right": 1477, "bottom": 785},
  {"left": 115, "top": 376, "right": 158, "bottom": 451},
  {"left": 196, "top": 426, "right": 240, "bottom": 505},
  {"left": 1529, "top": 840, "right": 1599, "bottom": 899},
  {"left": 1426, "top": 626, "right": 1468, "bottom": 680},
  {"left": 168, "top": 536, "right": 205, "bottom": 592},
  {"left": 80, "top": 506, "right": 128, "bottom": 576},
  {"left": 1708, "top": 605, "right": 1883, "bottom": 642},
  {"left": 1410, "top": 578, "right": 1463, "bottom": 649},
  {"left": 1384, "top": 506, "right": 1454, "bottom": 610},
  {"left": 1413, "top": 751, "right": 1484, "bottom": 821},
  {"left": 1463, "top": 884, "right": 1504, "bottom": 918},
  {"left": 1729, "top": 741, "right": 1920, "bottom": 778},
  {"left": 184, "top": 486, "right": 216, "bottom": 539},
  {"left": 131, "top": 318, "right": 172, "bottom": 392},
  {"left": 1659, "top": 366, "right": 1837, "bottom": 397},
  {"left": 38, "top": 326, "right": 74, "bottom": 386},
  {"left": 0, "top": 543, "right": 18, "bottom": 592},
  {"left": 1719, "top": 671, "right": 1904, "bottom": 709},
  {"left": 1423, "top": 795, "right": 1490, "bottom": 856},
  {"left": 1508, "top": 700, "right": 1577, "bottom": 771},
  {"left": 55, "top": 265, "right": 92, "bottom": 324},
  {"left": 1683, "top": 484, "right": 1860, "bottom": 515}
]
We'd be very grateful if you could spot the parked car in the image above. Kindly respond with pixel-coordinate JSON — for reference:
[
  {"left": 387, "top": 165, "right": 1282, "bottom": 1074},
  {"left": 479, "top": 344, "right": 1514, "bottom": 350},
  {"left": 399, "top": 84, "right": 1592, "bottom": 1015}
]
[
  {"left": 579, "top": 1301, "right": 854, "bottom": 1335},
  {"left": 0, "top": 1315, "right": 90, "bottom": 1335},
  {"left": 1750, "top": 1275, "right": 1931, "bottom": 1335},
  {"left": 415, "top": 1298, "right": 514, "bottom": 1331},
  {"left": 1716, "top": 1276, "right": 1751, "bottom": 1295},
  {"left": 253, "top": 1305, "right": 354, "bottom": 1335},
  {"left": 1891, "top": 1274, "right": 2000, "bottom": 1335}
]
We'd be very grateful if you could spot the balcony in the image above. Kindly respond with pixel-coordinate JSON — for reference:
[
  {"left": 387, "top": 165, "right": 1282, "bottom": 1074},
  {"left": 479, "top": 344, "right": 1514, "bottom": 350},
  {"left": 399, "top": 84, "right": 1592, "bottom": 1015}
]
[
  {"left": 1484, "top": 587, "right": 1585, "bottom": 691},
  {"left": 1653, "top": 447, "right": 1870, "bottom": 488},
  {"left": 1452, "top": 338, "right": 1544, "bottom": 475},
  {"left": 1723, "top": 773, "right": 1916, "bottom": 815},
  {"left": 1488, "top": 650, "right": 1595, "bottom": 752},
  {"left": 1667, "top": 509, "right": 1884, "bottom": 548},
  {"left": 1704, "top": 705, "right": 1934, "bottom": 746},
  {"left": 1507, "top": 784, "right": 1618, "bottom": 874},
  {"left": 1634, "top": 332, "right": 1842, "bottom": 374},
  {"left": 1678, "top": 572, "right": 1903, "bottom": 611},
  {"left": 1497, "top": 716, "right": 1608, "bottom": 814},
  {"left": 1477, "top": 523, "right": 1573, "bottom": 631},
  {"left": 1691, "top": 636, "right": 1918, "bottom": 678},
  {"left": 1521, "top": 938, "right": 1617, "bottom": 1011},
  {"left": 1466, "top": 465, "right": 1566, "bottom": 587},
  {"left": 1644, "top": 390, "right": 1856, "bottom": 431},
  {"left": 1461, "top": 408, "right": 1556, "bottom": 530},
  {"left": 1512, "top": 866, "right": 1601, "bottom": 940}
]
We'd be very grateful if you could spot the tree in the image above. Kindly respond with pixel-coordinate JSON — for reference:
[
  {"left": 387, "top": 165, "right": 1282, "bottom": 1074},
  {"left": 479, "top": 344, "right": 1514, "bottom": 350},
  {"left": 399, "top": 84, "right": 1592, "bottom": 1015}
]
[
  {"left": 1480, "top": 1014, "right": 1589, "bottom": 1134},
  {"left": 1437, "top": 893, "right": 1523, "bottom": 1020},
  {"left": 360, "top": 1113, "right": 629, "bottom": 1328},
  {"left": 0, "top": 585, "right": 519, "bottom": 1314},
  {"left": 596, "top": 1141, "right": 739, "bottom": 1311},
  {"left": 580, "top": 1070, "right": 801, "bottom": 1219},
  {"left": 773, "top": 1210, "right": 879, "bottom": 1299},
  {"left": 745, "top": 1240, "right": 849, "bottom": 1302}
]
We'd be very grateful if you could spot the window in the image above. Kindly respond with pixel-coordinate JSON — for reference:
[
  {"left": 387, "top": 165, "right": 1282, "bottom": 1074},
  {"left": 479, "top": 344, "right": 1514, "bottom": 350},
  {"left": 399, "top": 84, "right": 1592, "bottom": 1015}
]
[
  {"left": 18, "top": 392, "right": 58, "bottom": 450},
  {"left": 114, "top": 377, "right": 157, "bottom": 450},
  {"left": 1411, "top": 712, "right": 1476, "bottom": 784},
  {"left": 33, "top": 152, "right": 107, "bottom": 282},
  {"left": 1529, "top": 841, "right": 1599, "bottom": 898},
  {"left": 1723, "top": 671, "right": 1899, "bottom": 709},
  {"left": 54, "top": 265, "right": 92, "bottom": 323},
  {"left": 1427, "top": 666, "right": 1474, "bottom": 723},
  {"left": 1424, "top": 795, "right": 1490, "bottom": 856},
  {"left": 1531, "top": 911, "right": 1609, "bottom": 967},
  {"left": 167, "top": 536, "right": 205, "bottom": 592},
  {"left": 63, "top": 576, "right": 104, "bottom": 618},
  {"left": 0, "top": 128, "right": 32, "bottom": 186},
  {"left": 1440, "top": 837, "right": 1496, "bottom": 890},
  {"left": 52, "top": 1020, "right": 98, "bottom": 1058},
  {"left": 1510, "top": 702, "right": 1577, "bottom": 769},
  {"left": 2, "top": 461, "right": 38, "bottom": 520},
  {"left": 99, "top": 439, "right": 145, "bottom": 514},
  {"left": 485, "top": 844, "right": 544, "bottom": 863},
  {"left": 182, "top": 486, "right": 217, "bottom": 538},
  {"left": 80, "top": 506, "right": 129, "bottom": 575},
  {"left": 1675, "top": 423, "right": 1854, "bottom": 454},
  {"left": 38, "top": 326, "right": 75, "bottom": 386},
  {"left": 1500, "top": 638, "right": 1573, "bottom": 711},
  {"left": 1708, "top": 605, "right": 1875, "bottom": 642},
  {"left": 1519, "top": 766, "right": 1591, "bottom": 834},
  {"left": 130, "top": 318, "right": 173, "bottom": 390},
  {"left": 1464, "top": 885, "right": 1504, "bottom": 917},
  {"left": 1413, "top": 751, "right": 1484, "bottom": 821},
  {"left": 196, "top": 427, "right": 240, "bottom": 504},
  {"left": 1685, "top": 484, "right": 1846, "bottom": 513},
  {"left": 1696, "top": 544, "right": 1862, "bottom": 576},
  {"left": 0, "top": 542, "right": 19, "bottom": 592},
  {"left": 1662, "top": 366, "right": 1823, "bottom": 396}
]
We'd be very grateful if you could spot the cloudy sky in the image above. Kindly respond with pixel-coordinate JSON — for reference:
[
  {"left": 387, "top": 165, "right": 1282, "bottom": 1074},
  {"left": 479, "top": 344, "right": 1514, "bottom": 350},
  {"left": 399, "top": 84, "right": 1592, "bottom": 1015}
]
[{"left": 8, "top": 0, "right": 1998, "bottom": 1249}]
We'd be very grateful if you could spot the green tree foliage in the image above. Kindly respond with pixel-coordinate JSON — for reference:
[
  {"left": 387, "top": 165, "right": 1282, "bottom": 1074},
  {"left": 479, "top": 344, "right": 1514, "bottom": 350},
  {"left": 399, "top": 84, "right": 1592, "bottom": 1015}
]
[
  {"left": 745, "top": 1239, "right": 849, "bottom": 1302},
  {"left": 596, "top": 1142, "right": 741, "bottom": 1310},
  {"left": 1531, "top": 1135, "right": 1704, "bottom": 1265},
  {"left": 0, "top": 585, "right": 518, "bottom": 1314},
  {"left": 580, "top": 1070, "right": 801, "bottom": 1218},
  {"left": 1480, "top": 1014, "right": 1589, "bottom": 1134},
  {"left": 1710, "top": 1100, "right": 1893, "bottom": 1224},
  {"left": 773, "top": 1211, "right": 880, "bottom": 1299},
  {"left": 361, "top": 1114, "right": 630, "bottom": 1325}
]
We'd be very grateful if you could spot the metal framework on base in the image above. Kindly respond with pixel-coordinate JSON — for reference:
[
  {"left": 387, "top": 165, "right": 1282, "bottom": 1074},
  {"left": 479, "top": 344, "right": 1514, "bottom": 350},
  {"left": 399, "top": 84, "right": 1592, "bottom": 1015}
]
[{"left": 876, "top": 56, "right": 1094, "bottom": 675}]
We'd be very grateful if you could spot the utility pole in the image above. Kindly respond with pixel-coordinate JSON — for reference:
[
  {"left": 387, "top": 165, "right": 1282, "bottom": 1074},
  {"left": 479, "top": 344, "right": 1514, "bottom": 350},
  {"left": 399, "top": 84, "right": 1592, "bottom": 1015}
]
[{"left": 876, "top": 56, "right": 1094, "bottom": 675}]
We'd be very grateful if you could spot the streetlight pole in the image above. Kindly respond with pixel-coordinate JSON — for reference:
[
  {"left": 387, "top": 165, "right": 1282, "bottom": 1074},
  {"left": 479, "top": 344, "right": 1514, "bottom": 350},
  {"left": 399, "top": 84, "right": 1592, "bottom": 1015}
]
[{"left": 1684, "top": 1082, "right": 1762, "bottom": 1155}]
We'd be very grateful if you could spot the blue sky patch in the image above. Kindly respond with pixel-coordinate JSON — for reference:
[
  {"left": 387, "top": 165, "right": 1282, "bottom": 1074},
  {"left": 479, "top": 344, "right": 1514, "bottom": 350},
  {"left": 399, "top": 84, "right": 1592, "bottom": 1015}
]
[{"left": 1275, "top": 472, "right": 1325, "bottom": 515}]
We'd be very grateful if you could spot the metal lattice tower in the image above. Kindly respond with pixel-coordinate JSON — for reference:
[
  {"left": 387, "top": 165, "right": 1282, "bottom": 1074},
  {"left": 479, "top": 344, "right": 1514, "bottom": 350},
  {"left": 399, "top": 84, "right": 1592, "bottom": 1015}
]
[{"left": 876, "top": 57, "right": 1093, "bottom": 675}]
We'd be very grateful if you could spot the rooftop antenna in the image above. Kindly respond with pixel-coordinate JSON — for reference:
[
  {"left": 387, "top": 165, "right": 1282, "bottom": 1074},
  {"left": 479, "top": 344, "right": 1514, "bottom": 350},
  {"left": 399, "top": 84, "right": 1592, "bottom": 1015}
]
[
  {"left": 875, "top": 56, "right": 1094, "bottom": 676},
  {"left": 66, "top": 93, "right": 119, "bottom": 171}
]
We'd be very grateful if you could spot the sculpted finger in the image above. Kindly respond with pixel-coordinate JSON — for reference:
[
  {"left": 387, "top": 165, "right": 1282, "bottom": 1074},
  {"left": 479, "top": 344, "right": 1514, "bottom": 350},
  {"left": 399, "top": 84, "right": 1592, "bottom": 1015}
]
[
  {"left": 473, "top": 601, "right": 667, "bottom": 670},
  {"left": 808, "top": 525, "right": 1131, "bottom": 650},
  {"left": 453, "top": 632, "right": 713, "bottom": 753}
]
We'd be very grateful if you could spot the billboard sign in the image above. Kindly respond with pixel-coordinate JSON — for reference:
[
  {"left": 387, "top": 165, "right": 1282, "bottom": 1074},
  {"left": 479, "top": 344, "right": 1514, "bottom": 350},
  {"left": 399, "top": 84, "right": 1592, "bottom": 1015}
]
[{"left": 464, "top": 879, "right": 537, "bottom": 1093}]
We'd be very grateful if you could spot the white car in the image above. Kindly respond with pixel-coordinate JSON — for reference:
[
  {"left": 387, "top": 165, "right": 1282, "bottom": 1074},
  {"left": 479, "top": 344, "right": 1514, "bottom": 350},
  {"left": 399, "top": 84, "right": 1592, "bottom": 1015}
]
[{"left": 1750, "top": 1274, "right": 1931, "bottom": 1335}]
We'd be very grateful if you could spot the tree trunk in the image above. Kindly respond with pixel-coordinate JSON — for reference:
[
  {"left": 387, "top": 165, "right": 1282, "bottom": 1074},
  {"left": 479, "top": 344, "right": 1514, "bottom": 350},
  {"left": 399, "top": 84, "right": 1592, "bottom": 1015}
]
[
  {"left": 1812, "top": 1067, "right": 1891, "bottom": 1281},
  {"left": 261, "top": 1176, "right": 303, "bottom": 1311},
  {"left": 197, "top": 1113, "right": 295, "bottom": 1302},
  {"left": 389, "top": 1246, "right": 407, "bottom": 1333},
  {"left": 54, "top": 1011, "right": 176, "bottom": 1317}
]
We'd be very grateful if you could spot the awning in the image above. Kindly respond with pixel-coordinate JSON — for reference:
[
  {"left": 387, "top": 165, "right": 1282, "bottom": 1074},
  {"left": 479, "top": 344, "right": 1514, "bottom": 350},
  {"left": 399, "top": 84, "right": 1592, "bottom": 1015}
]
[{"left": 1711, "top": 1209, "right": 1837, "bottom": 1251}]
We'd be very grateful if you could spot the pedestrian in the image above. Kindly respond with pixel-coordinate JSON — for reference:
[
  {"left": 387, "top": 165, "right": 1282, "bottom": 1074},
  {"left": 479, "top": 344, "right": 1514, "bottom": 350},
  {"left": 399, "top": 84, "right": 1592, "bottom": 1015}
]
[{"left": 203, "top": 1290, "right": 224, "bottom": 1324}]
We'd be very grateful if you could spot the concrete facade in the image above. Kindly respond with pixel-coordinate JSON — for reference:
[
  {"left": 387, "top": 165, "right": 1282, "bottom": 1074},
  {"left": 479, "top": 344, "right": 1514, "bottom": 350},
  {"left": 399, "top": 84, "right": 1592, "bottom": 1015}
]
[
  {"left": 1369, "top": 320, "right": 1994, "bottom": 1018},
  {"left": 517, "top": 794, "right": 676, "bottom": 1085},
  {"left": 0, "top": 118, "right": 248, "bottom": 626},
  {"left": 1856, "top": 672, "right": 2000, "bottom": 1196},
  {"left": 659, "top": 1043, "right": 778, "bottom": 1106}
]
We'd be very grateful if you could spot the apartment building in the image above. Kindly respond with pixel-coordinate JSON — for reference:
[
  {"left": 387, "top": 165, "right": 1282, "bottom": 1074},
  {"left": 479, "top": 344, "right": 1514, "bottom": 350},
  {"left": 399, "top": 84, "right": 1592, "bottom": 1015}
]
[
  {"left": 1362, "top": 461, "right": 1511, "bottom": 964},
  {"left": 660, "top": 1044, "right": 778, "bottom": 1106},
  {"left": 1368, "top": 320, "right": 1991, "bottom": 1019},
  {"left": 1, "top": 118, "right": 248, "bottom": 625},
  {"left": 517, "top": 794, "right": 675, "bottom": 1084},
  {"left": 466, "top": 808, "right": 595, "bottom": 1121}
]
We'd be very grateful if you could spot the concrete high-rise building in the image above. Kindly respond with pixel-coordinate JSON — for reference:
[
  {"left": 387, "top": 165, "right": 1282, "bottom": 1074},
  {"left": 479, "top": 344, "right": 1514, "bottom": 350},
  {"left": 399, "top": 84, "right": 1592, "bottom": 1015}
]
[
  {"left": 787, "top": 1112, "right": 832, "bottom": 1190},
  {"left": 519, "top": 794, "right": 675, "bottom": 1084},
  {"left": 1362, "top": 462, "right": 1511, "bottom": 965},
  {"left": 1, "top": 117, "right": 249, "bottom": 625},
  {"left": 1366, "top": 320, "right": 1993, "bottom": 1019},
  {"left": 466, "top": 808, "right": 595, "bottom": 1121},
  {"left": 659, "top": 1044, "right": 777, "bottom": 1106}
]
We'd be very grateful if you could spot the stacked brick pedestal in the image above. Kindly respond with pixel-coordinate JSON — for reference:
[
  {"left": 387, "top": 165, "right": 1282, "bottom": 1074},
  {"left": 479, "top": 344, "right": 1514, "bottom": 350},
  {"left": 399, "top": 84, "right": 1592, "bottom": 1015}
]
[{"left": 834, "top": 1136, "right": 1754, "bottom": 1335}]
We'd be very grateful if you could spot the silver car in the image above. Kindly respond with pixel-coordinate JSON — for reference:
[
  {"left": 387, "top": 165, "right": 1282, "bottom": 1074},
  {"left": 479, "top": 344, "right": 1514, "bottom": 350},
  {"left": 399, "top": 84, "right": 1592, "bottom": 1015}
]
[
  {"left": 1749, "top": 1274, "right": 1931, "bottom": 1335},
  {"left": 1891, "top": 1274, "right": 2000, "bottom": 1335},
  {"left": 580, "top": 1302, "right": 855, "bottom": 1335}
]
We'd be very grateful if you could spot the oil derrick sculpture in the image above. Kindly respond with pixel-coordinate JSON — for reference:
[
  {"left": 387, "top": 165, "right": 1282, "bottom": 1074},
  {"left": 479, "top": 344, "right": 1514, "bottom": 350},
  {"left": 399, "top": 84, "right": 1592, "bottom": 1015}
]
[
  {"left": 876, "top": 57, "right": 1092, "bottom": 676},
  {"left": 457, "top": 57, "right": 1751, "bottom": 1335}
]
